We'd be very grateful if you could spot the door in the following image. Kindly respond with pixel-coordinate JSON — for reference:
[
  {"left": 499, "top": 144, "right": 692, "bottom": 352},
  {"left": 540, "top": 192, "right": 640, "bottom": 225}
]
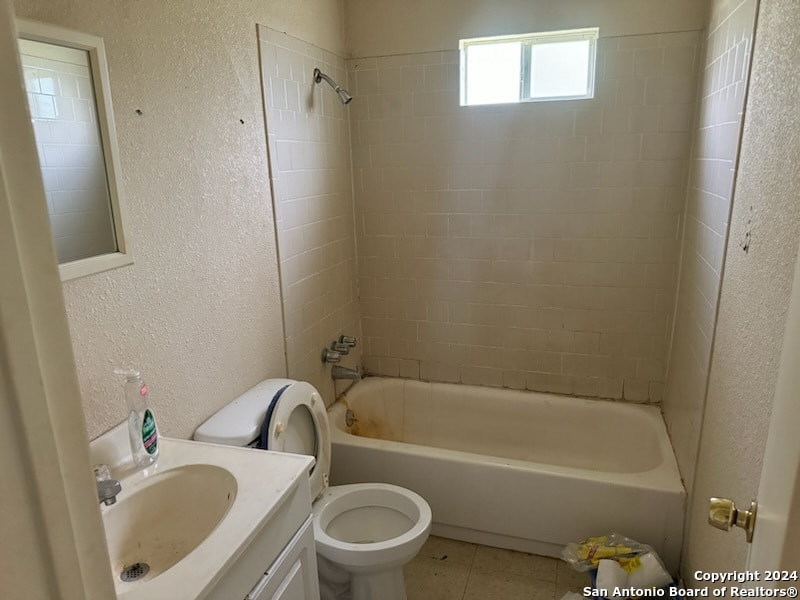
[
  {"left": 0, "top": 1, "right": 115, "bottom": 597},
  {"left": 747, "top": 243, "right": 800, "bottom": 572},
  {"left": 693, "top": 0, "right": 800, "bottom": 577}
]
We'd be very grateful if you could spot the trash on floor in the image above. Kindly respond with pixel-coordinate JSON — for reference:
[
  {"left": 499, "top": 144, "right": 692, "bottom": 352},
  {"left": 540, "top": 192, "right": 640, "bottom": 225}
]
[{"left": 561, "top": 533, "right": 674, "bottom": 599}]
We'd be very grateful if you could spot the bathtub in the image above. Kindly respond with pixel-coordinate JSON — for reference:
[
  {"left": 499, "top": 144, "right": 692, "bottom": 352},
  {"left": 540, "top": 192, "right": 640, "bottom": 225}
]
[{"left": 328, "top": 377, "right": 685, "bottom": 573}]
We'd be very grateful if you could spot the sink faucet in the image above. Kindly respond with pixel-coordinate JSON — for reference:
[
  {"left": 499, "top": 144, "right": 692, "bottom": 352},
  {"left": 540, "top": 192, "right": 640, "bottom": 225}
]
[
  {"left": 331, "top": 365, "right": 361, "bottom": 381},
  {"left": 94, "top": 464, "right": 122, "bottom": 506}
]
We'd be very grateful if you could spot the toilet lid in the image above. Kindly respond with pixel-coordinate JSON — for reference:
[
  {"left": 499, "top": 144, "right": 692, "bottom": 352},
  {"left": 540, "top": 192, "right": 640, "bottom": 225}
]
[{"left": 263, "top": 381, "right": 330, "bottom": 500}]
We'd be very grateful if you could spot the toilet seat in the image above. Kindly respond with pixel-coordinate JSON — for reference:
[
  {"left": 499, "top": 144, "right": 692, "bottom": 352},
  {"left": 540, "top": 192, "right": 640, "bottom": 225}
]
[{"left": 263, "top": 381, "right": 331, "bottom": 500}]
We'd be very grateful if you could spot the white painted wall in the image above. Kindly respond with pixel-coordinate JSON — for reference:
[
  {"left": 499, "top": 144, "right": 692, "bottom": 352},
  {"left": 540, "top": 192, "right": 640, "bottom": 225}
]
[
  {"left": 12, "top": 0, "right": 346, "bottom": 439},
  {"left": 682, "top": 0, "right": 800, "bottom": 582},
  {"left": 345, "top": 0, "right": 709, "bottom": 58}
]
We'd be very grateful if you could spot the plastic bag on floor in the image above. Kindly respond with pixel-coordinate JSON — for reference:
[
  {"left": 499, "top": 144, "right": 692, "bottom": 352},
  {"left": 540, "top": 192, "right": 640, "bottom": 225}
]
[
  {"left": 561, "top": 533, "right": 647, "bottom": 572},
  {"left": 594, "top": 558, "right": 675, "bottom": 599},
  {"left": 561, "top": 533, "right": 673, "bottom": 593}
]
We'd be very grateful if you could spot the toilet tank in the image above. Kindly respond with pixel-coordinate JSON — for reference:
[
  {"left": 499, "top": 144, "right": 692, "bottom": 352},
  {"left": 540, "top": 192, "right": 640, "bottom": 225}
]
[{"left": 194, "top": 379, "right": 295, "bottom": 447}]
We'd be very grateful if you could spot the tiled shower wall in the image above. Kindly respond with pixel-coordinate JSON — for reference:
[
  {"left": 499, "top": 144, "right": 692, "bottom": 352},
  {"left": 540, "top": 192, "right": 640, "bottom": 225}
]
[
  {"left": 259, "top": 27, "right": 361, "bottom": 404},
  {"left": 662, "top": 0, "right": 758, "bottom": 492},
  {"left": 349, "top": 32, "right": 701, "bottom": 401}
]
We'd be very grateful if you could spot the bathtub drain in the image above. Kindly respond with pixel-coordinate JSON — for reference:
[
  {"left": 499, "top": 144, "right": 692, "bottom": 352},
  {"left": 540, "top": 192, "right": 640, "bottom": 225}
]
[{"left": 120, "top": 562, "right": 150, "bottom": 582}]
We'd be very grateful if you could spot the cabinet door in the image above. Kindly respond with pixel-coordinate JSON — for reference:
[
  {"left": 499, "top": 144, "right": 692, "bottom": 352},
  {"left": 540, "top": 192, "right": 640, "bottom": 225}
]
[
  {"left": 270, "top": 559, "right": 308, "bottom": 600},
  {"left": 248, "top": 517, "right": 320, "bottom": 600}
]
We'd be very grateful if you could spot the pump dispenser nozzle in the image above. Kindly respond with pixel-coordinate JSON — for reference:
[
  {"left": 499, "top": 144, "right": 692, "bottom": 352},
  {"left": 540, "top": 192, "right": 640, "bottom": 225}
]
[{"left": 114, "top": 368, "right": 141, "bottom": 381}]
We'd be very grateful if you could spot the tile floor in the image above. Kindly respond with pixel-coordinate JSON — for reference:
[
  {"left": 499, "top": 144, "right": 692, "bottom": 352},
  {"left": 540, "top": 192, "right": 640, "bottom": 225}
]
[{"left": 404, "top": 536, "right": 590, "bottom": 600}]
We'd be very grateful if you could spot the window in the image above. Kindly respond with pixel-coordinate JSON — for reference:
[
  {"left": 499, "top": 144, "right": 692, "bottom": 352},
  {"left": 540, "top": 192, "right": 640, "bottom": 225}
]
[{"left": 459, "top": 28, "right": 599, "bottom": 106}]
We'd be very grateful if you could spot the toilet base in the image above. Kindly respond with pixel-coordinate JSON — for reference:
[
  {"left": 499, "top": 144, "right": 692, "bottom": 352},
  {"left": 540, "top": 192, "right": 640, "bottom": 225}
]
[
  {"left": 317, "top": 554, "right": 350, "bottom": 600},
  {"left": 317, "top": 554, "right": 408, "bottom": 600},
  {"left": 350, "top": 568, "right": 407, "bottom": 600}
]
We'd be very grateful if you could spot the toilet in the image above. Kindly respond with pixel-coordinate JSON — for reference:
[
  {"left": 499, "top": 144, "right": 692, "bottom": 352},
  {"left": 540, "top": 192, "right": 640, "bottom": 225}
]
[{"left": 194, "top": 379, "right": 431, "bottom": 600}]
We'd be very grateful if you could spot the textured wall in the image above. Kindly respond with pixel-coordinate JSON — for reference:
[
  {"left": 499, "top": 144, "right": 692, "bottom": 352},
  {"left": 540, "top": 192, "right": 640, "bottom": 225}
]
[
  {"left": 682, "top": 0, "right": 800, "bottom": 581},
  {"left": 13, "top": 0, "right": 346, "bottom": 439},
  {"left": 260, "top": 27, "right": 361, "bottom": 406},
  {"left": 349, "top": 32, "right": 700, "bottom": 400},
  {"left": 663, "top": 0, "right": 758, "bottom": 496},
  {"left": 344, "top": 0, "right": 709, "bottom": 58}
]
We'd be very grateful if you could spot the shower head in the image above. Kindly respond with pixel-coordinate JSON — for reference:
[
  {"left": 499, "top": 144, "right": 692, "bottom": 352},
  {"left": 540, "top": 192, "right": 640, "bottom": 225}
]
[
  {"left": 313, "top": 68, "right": 353, "bottom": 105},
  {"left": 336, "top": 87, "right": 353, "bottom": 105}
]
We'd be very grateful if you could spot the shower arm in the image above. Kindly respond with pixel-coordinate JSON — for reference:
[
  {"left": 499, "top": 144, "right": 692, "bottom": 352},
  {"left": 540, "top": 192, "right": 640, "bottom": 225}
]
[
  {"left": 313, "top": 68, "right": 343, "bottom": 93},
  {"left": 313, "top": 68, "right": 353, "bottom": 105}
]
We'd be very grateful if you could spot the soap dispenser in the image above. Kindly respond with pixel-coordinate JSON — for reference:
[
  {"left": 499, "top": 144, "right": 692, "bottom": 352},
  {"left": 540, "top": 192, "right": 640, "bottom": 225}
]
[{"left": 115, "top": 368, "right": 159, "bottom": 467}]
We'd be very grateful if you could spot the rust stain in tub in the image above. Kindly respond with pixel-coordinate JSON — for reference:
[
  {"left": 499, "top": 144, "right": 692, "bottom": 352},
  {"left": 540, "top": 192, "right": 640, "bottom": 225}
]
[{"left": 340, "top": 399, "right": 401, "bottom": 441}]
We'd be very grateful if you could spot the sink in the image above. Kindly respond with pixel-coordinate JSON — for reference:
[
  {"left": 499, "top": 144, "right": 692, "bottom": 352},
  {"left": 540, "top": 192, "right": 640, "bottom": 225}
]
[
  {"left": 90, "top": 427, "right": 314, "bottom": 600},
  {"left": 102, "top": 464, "right": 236, "bottom": 589}
]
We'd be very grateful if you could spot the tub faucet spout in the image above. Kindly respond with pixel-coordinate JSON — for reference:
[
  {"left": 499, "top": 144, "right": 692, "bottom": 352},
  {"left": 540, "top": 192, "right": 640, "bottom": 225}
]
[{"left": 332, "top": 365, "right": 361, "bottom": 381}]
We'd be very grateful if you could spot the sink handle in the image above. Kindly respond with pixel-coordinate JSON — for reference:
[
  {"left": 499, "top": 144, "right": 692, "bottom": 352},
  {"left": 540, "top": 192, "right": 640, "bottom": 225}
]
[{"left": 94, "top": 463, "right": 122, "bottom": 505}]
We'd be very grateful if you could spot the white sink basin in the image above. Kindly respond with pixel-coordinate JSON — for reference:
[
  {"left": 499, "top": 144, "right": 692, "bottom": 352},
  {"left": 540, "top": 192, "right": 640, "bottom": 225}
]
[
  {"left": 103, "top": 464, "right": 236, "bottom": 585},
  {"left": 90, "top": 425, "right": 314, "bottom": 600}
]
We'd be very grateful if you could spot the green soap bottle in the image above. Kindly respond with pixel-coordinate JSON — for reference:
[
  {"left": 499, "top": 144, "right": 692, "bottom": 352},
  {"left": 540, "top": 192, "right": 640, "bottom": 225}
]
[{"left": 115, "top": 368, "right": 159, "bottom": 467}]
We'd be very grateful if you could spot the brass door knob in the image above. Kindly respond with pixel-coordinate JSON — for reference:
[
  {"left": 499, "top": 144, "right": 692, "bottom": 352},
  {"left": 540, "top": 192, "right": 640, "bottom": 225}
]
[{"left": 708, "top": 497, "right": 757, "bottom": 542}]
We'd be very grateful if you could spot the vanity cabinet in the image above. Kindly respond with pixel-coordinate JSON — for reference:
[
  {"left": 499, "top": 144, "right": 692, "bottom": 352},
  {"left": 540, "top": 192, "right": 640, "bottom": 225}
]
[
  {"left": 203, "top": 472, "right": 320, "bottom": 600},
  {"left": 245, "top": 517, "right": 317, "bottom": 600}
]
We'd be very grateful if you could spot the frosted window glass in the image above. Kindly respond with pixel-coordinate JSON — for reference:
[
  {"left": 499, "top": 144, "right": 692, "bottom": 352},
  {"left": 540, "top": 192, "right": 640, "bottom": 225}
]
[
  {"left": 465, "top": 42, "right": 521, "bottom": 105},
  {"left": 529, "top": 40, "right": 591, "bottom": 99},
  {"left": 460, "top": 29, "right": 597, "bottom": 106}
]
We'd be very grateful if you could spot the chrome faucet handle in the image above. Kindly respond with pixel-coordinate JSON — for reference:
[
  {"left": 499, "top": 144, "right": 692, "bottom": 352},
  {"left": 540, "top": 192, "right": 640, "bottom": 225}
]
[
  {"left": 321, "top": 348, "right": 341, "bottom": 363},
  {"left": 93, "top": 464, "right": 121, "bottom": 506},
  {"left": 97, "top": 479, "right": 122, "bottom": 505},
  {"left": 331, "top": 341, "right": 350, "bottom": 354},
  {"left": 339, "top": 335, "right": 357, "bottom": 347}
]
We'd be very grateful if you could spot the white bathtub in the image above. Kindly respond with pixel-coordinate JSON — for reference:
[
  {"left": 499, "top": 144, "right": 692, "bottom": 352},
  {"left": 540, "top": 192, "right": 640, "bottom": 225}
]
[{"left": 328, "top": 377, "right": 685, "bottom": 573}]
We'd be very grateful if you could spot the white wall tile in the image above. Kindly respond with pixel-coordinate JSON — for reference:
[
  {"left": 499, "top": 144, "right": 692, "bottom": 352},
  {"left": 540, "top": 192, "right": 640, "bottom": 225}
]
[
  {"left": 262, "top": 29, "right": 361, "bottom": 405},
  {"left": 337, "top": 28, "right": 707, "bottom": 405},
  {"left": 662, "top": 0, "right": 758, "bottom": 495}
]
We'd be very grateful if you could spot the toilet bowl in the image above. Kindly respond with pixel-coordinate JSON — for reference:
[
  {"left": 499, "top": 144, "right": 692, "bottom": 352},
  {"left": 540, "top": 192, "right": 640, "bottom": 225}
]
[
  {"left": 314, "top": 483, "right": 431, "bottom": 599},
  {"left": 194, "top": 379, "right": 432, "bottom": 600}
]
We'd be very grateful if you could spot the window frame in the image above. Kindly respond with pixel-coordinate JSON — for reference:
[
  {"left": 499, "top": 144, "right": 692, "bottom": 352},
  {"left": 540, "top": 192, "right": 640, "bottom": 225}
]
[{"left": 459, "top": 28, "right": 600, "bottom": 106}]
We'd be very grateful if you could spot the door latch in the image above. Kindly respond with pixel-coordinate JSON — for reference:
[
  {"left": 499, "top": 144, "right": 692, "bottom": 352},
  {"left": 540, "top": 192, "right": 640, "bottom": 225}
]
[{"left": 708, "top": 497, "right": 757, "bottom": 542}]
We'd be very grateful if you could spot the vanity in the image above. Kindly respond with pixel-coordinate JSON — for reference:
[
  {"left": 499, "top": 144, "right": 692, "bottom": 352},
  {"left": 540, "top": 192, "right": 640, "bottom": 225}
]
[{"left": 90, "top": 424, "right": 321, "bottom": 600}]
